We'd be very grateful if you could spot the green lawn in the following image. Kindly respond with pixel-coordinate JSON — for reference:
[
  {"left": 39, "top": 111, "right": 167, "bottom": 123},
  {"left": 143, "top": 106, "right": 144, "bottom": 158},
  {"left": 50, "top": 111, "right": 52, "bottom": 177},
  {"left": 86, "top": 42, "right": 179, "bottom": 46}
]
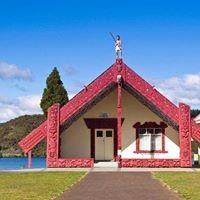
[
  {"left": 154, "top": 172, "right": 200, "bottom": 200},
  {"left": 0, "top": 171, "right": 86, "bottom": 200}
]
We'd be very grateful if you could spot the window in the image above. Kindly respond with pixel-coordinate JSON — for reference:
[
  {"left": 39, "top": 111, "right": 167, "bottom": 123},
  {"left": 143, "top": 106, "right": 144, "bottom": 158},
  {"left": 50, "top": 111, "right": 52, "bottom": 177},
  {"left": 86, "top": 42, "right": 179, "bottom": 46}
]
[
  {"left": 97, "top": 131, "right": 103, "bottom": 137},
  {"left": 106, "top": 131, "right": 113, "bottom": 137},
  {"left": 133, "top": 122, "right": 168, "bottom": 153}
]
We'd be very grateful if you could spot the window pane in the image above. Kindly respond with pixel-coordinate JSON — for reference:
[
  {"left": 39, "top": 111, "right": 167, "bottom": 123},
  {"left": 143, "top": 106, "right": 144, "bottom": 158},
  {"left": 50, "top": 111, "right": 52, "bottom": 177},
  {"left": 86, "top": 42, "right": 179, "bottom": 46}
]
[
  {"left": 155, "top": 128, "right": 162, "bottom": 134},
  {"left": 147, "top": 128, "right": 154, "bottom": 134},
  {"left": 140, "top": 134, "right": 150, "bottom": 150},
  {"left": 97, "top": 131, "right": 103, "bottom": 137},
  {"left": 106, "top": 131, "right": 112, "bottom": 137},
  {"left": 151, "top": 135, "right": 162, "bottom": 150},
  {"left": 139, "top": 128, "right": 146, "bottom": 134}
]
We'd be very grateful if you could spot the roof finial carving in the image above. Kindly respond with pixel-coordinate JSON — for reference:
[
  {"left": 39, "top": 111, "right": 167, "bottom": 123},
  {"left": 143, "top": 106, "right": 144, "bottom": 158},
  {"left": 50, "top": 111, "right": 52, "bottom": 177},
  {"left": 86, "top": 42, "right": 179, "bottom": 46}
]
[{"left": 109, "top": 32, "right": 122, "bottom": 59}]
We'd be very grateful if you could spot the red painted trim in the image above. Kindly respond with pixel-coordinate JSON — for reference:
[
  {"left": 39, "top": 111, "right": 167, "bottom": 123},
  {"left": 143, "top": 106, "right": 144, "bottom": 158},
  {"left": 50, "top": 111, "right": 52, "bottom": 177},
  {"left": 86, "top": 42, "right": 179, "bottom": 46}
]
[
  {"left": 117, "top": 83, "right": 122, "bottom": 151},
  {"left": 28, "top": 150, "right": 32, "bottom": 169},
  {"left": 91, "top": 129, "right": 95, "bottom": 158},
  {"left": 18, "top": 122, "right": 47, "bottom": 153},
  {"left": 57, "top": 158, "right": 94, "bottom": 168},
  {"left": 48, "top": 158, "right": 94, "bottom": 168},
  {"left": 179, "top": 103, "right": 192, "bottom": 167},
  {"left": 114, "top": 128, "right": 118, "bottom": 160},
  {"left": 84, "top": 118, "right": 124, "bottom": 129},
  {"left": 133, "top": 122, "right": 168, "bottom": 153},
  {"left": 46, "top": 104, "right": 60, "bottom": 168},
  {"left": 135, "top": 128, "right": 139, "bottom": 152},
  {"left": 121, "top": 159, "right": 180, "bottom": 167},
  {"left": 133, "top": 122, "right": 168, "bottom": 129}
]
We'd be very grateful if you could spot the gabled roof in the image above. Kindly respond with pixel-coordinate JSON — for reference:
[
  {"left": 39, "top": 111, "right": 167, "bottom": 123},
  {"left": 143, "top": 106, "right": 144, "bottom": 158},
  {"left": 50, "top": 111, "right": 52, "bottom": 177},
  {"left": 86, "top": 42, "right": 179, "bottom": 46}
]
[{"left": 18, "top": 59, "right": 200, "bottom": 153}]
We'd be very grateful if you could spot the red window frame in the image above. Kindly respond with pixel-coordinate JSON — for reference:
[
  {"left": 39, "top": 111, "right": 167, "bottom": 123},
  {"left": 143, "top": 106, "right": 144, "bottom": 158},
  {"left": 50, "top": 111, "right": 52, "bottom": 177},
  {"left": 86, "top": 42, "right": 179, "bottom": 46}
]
[{"left": 133, "top": 122, "right": 168, "bottom": 153}]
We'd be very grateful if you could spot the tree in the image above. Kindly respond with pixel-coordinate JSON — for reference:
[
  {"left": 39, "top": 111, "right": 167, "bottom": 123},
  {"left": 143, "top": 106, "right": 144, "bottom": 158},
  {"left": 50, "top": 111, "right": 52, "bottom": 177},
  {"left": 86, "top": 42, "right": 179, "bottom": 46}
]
[{"left": 40, "top": 67, "right": 69, "bottom": 116}]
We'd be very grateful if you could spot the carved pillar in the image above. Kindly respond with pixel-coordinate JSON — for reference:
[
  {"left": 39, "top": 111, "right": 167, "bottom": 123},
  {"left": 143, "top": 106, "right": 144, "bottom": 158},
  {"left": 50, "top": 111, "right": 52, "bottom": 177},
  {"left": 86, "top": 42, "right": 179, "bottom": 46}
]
[
  {"left": 179, "top": 103, "right": 192, "bottom": 167},
  {"left": 28, "top": 150, "right": 32, "bottom": 168},
  {"left": 47, "top": 103, "right": 60, "bottom": 168},
  {"left": 117, "top": 77, "right": 122, "bottom": 167},
  {"left": 115, "top": 58, "right": 124, "bottom": 167}
]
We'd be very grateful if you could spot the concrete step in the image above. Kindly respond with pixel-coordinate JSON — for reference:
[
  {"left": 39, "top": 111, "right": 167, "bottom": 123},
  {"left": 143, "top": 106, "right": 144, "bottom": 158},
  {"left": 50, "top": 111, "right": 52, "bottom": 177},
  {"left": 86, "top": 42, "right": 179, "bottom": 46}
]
[{"left": 94, "top": 161, "right": 118, "bottom": 168}]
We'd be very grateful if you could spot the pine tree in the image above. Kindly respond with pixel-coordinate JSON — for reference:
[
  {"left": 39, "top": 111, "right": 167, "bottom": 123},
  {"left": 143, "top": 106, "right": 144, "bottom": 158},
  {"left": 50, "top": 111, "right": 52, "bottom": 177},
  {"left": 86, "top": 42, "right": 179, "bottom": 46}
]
[{"left": 40, "top": 67, "right": 69, "bottom": 116}]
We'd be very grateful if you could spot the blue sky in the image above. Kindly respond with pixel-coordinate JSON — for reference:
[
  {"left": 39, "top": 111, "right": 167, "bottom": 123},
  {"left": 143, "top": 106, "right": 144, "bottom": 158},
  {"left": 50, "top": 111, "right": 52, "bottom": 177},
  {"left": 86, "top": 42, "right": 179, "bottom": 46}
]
[{"left": 0, "top": 0, "right": 200, "bottom": 122}]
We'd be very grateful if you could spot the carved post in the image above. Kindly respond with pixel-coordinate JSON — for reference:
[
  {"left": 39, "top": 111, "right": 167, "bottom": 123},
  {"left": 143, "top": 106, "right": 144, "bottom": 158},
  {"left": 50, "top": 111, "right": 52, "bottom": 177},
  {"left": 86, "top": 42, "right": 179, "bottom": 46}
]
[
  {"left": 47, "top": 103, "right": 60, "bottom": 168},
  {"left": 179, "top": 103, "right": 192, "bottom": 167},
  {"left": 28, "top": 150, "right": 32, "bottom": 168},
  {"left": 117, "top": 77, "right": 122, "bottom": 167}
]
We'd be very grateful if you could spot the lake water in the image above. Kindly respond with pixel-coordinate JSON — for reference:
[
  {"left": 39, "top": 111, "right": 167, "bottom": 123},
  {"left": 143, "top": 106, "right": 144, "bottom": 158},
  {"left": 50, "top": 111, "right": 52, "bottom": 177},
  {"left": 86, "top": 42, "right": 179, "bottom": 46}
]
[{"left": 0, "top": 157, "right": 46, "bottom": 170}]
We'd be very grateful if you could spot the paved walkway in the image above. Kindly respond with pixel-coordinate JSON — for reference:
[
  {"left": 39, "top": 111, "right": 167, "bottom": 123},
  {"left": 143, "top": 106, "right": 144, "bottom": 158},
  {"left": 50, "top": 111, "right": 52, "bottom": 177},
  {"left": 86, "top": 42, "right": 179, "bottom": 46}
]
[
  {"left": 55, "top": 172, "right": 181, "bottom": 200},
  {"left": 2, "top": 167, "right": 200, "bottom": 172}
]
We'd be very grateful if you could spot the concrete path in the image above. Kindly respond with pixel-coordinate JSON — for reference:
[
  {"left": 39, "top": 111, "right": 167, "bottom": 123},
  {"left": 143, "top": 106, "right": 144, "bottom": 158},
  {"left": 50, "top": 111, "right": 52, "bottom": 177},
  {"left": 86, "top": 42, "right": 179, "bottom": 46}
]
[
  {"left": 1, "top": 167, "right": 200, "bottom": 172},
  {"left": 55, "top": 172, "right": 181, "bottom": 200}
]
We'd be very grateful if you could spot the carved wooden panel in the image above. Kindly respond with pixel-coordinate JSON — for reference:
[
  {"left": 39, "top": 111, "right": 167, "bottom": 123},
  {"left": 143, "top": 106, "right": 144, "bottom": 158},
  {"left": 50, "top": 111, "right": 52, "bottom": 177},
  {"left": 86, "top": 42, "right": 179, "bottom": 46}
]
[
  {"left": 125, "top": 65, "right": 179, "bottom": 125},
  {"left": 18, "top": 122, "right": 47, "bottom": 153},
  {"left": 59, "top": 63, "right": 117, "bottom": 124},
  {"left": 191, "top": 121, "right": 200, "bottom": 142},
  {"left": 179, "top": 103, "right": 192, "bottom": 167},
  {"left": 57, "top": 158, "right": 94, "bottom": 168},
  {"left": 46, "top": 104, "right": 60, "bottom": 167},
  {"left": 121, "top": 159, "right": 180, "bottom": 167}
]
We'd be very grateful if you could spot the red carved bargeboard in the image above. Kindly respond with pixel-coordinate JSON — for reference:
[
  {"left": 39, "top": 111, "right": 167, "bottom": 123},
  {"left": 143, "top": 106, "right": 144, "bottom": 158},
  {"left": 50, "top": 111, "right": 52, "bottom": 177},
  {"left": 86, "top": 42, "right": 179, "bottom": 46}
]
[
  {"left": 191, "top": 121, "right": 200, "bottom": 142},
  {"left": 125, "top": 64, "right": 179, "bottom": 124},
  {"left": 18, "top": 122, "right": 47, "bottom": 153},
  {"left": 18, "top": 59, "right": 200, "bottom": 166},
  {"left": 18, "top": 62, "right": 117, "bottom": 153},
  {"left": 121, "top": 159, "right": 180, "bottom": 167},
  {"left": 179, "top": 103, "right": 192, "bottom": 167}
]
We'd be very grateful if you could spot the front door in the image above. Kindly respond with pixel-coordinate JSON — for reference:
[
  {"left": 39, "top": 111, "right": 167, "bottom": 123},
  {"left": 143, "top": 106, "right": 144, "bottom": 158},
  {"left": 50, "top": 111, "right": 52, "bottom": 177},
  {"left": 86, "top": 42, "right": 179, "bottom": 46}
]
[{"left": 95, "top": 129, "right": 114, "bottom": 161}]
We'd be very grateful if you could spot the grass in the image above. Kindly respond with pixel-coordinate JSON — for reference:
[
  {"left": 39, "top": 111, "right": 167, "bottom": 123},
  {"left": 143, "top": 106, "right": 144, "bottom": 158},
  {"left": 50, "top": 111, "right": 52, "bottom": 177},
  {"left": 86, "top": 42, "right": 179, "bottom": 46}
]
[
  {"left": 0, "top": 171, "right": 86, "bottom": 200},
  {"left": 153, "top": 172, "right": 200, "bottom": 200}
]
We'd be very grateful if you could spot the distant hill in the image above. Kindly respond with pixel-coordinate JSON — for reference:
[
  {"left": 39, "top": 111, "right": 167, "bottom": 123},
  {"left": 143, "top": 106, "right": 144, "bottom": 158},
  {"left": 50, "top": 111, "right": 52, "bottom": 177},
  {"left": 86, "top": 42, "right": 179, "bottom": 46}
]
[{"left": 0, "top": 114, "right": 46, "bottom": 157}]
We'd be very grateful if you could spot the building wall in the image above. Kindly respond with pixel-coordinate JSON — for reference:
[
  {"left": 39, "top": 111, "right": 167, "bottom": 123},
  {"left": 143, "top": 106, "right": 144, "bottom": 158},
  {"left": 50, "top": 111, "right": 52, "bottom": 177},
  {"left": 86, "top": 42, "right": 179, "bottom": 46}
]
[
  {"left": 60, "top": 89, "right": 117, "bottom": 158},
  {"left": 60, "top": 88, "right": 180, "bottom": 159},
  {"left": 121, "top": 89, "right": 180, "bottom": 159}
]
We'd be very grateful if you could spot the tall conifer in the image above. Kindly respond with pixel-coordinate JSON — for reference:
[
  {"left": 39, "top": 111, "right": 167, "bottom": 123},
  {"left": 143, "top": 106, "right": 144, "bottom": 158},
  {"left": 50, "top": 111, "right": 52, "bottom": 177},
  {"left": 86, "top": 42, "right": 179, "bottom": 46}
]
[{"left": 40, "top": 67, "right": 69, "bottom": 116}]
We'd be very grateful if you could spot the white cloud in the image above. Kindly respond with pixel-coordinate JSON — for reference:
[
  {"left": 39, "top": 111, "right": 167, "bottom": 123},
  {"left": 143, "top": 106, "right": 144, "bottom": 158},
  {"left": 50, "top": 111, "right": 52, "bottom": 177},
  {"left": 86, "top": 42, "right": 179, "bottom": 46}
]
[
  {"left": 0, "top": 62, "right": 32, "bottom": 80},
  {"left": 17, "top": 95, "right": 42, "bottom": 112},
  {"left": 64, "top": 65, "right": 78, "bottom": 76},
  {"left": 0, "top": 91, "right": 76, "bottom": 123},
  {"left": 0, "top": 94, "right": 42, "bottom": 123},
  {"left": 155, "top": 73, "right": 200, "bottom": 109}
]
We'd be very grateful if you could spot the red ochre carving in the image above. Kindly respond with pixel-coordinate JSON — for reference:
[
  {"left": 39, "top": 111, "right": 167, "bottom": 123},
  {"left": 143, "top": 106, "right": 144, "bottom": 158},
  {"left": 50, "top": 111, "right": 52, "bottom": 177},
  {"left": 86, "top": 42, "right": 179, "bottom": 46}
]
[
  {"left": 121, "top": 159, "right": 180, "bottom": 167},
  {"left": 18, "top": 122, "right": 47, "bottom": 153},
  {"left": 18, "top": 59, "right": 200, "bottom": 164},
  {"left": 57, "top": 159, "right": 93, "bottom": 168},
  {"left": 125, "top": 65, "right": 179, "bottom": 124},
  {"left": 179, "top": 103, "right": 192, "bottom": 167},
  {"left": 47, "top": 103, "right": 60, "bottom": 167},
  {"left": 191, "top": 121, "right": 200, "bottom": 142}
]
